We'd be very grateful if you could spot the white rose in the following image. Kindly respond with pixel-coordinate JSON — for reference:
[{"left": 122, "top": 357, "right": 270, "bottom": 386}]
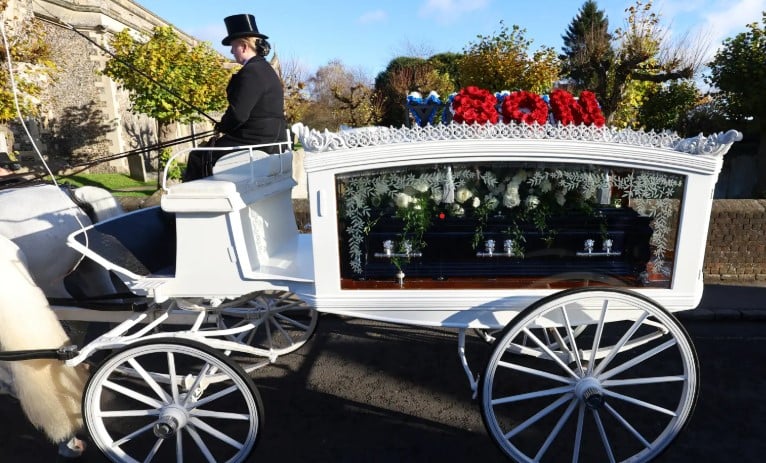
[
  {"left": 525, "top": 195, "right": 540, "bottom": 209},
  {"left": 430, "top": 186, "right": 443, "bottom": 202},
  {"left": 405, "top": 179, "right": 430, "bottom": 194},
  {"left": 503, "top": 189, "right": 521, "bottom": 209},
  {"left": 555, "top": 191, "right": 566, "bottom": 206},
  {"left": 455, "top": 187, "right": 473, "bottom": 204},
  {"left": 472, "top": 196, "right": 481, "bottom": 208},
  {"left": 394, "top": 192, "right": 413, "bottom": 209}
]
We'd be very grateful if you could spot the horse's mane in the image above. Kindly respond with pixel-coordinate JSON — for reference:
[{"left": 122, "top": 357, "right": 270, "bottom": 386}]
[{"left": 67, "top": 185, "right": 124, "bottom": 223}]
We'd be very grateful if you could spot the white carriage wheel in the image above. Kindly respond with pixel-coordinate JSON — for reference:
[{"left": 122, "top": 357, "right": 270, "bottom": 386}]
[
  {"left": 216, "top": 290, "right": 318, "bottom": 356},
  {"left": 480, "top": 287, "right": 699, "bottom": 463},
  {"left": 83, "top": 338, "right": 264, "bottom": 463},
  {"left": 474, "top": 272, "right": 625, "bottom": 345}
]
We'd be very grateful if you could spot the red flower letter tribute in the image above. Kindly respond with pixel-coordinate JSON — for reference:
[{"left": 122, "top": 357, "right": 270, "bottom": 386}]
[
  {"left": 501, "top": 91, "right": 549, "bottom": 125},
  {"left": 451, "top": 86, "right": 499, "bottom": 125},
  {"left": 549, "top": 89, "right": 605, "bottom": 127}
]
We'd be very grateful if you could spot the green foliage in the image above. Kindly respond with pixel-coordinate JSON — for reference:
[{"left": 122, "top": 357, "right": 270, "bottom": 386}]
[
  {"left": 102, "top": 26, "right": 231, "bottom": 124},
  {"left": 637, "top": 80, "right": 701, "bottom": 133},
  {"left": 0, "top": 6, "right": 57, "bottom": 122},
  {"left": 560, "top": 0, "right": 614, "bottom": 91},
  {"left": 707, "top": 13, "right": 766, "bottom": 126},
  {"left": 560, "top": 0, "right": 696, "bottom": 124},
  {"left": 375, "top": 57, "right": 456, "bottom": 127},
  {"left": 56, "top": 173, "right": 156, "bottom": 197},
  {"left": 158, "top": 147, "right": 182, "bottom": 180},
  {"left": 458, "top": 21, "right": 560, "bottom": 94},
  {"left": 302, "top": 60, "right": 382, "bottom": 130},
  {"left": 427, "top": 52, "right": 464, "bottom": 88}
]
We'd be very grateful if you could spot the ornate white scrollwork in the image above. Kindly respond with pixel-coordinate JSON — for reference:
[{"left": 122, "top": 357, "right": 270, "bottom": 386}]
[{"left": 293, "top": 121, "right": 742, "bottom": 157}]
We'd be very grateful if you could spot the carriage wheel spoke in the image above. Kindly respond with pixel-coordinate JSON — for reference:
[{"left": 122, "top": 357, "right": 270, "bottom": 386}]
[
  {"left": 593, "top": 410, "right": 616, "bottom": 463},
  {"left": 189, "top": 417, "right": 246, "bottom": 449},
  {"left": 522, "top": 327, "right": 580, "bottom": 379},
  {"left": 559, "top": 306, "right": 584, "bottom": 373},
  {"left": 504, "top": 393, "right": 573, "bottom": 439},
  {"left": 599, "top": 338, "right": 677, "bottom": 381},
  {"left": 111, "top": 422, "right": 155, "bottom": 447},
  {"left": 498, "top": 360, "right": 574, "bottom": 384},
  {"left": 588, "top": 299, "right": 610, "bottom": 376},
  {"left": 535, "top": 397, "right": 578, "bottom": 461},
  {"left": 274, "top": 311, "right": 310, "bottom": 331},
  {"left": 128, "top": 358, "right": 170, "bottom": 403},
  {"left": 191, "top": 384, "right": 241, "bottom": 408},
  {"left": 103, "top": 380, "right": 163, "bottom": 408},
  {"left": 492, "top": 385, "right": 574, "bottom": 406},
  {"left": 593, "top": 312, "right": 650, "bottom": 376},
  {"left": 143, "top": 436, "right": 164, "bottom": 463},
  {"left": 573, "top": 402, "right": 585, "bottom": 463},
  {"left": 604, "top": 389, "right": 677, "bottom": 416},
  {"left": 603, "top": 375, "right": 686, "bottom": 387},
  {"left": 185, "top": 425, "right": 217, "bottom": 463},
  {"left": 604, "top": 402, "right": 652, "bottom": 448}
]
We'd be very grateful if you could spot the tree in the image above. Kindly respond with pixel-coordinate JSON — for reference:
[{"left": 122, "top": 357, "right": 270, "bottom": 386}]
[
  {"left": 636, "top": 80, "right": 701, "bottom": 134},
  {"left": 375, "top": 57, "right": 455, "bottom": 127},
  {"left": 301, "top": 60, "right": 381, "bottom": 131},
  {"left": 560, "top": 0, "right": 613, "bottom": 92},
  {"left": 281, "top": 58, "right": 310, "bottom": 125},
  {"left": 0, "top": 0, "right": 56, "bottom": 123},
  {"left": 457, "top": 21, "right": 560, "bottom": 94},
  {"left": 708, "top": 12, "right": 766, "bottom": 195},
  {"left": 102, "top": 26, "right": 231, "bottom": 142},
  {"left": 560, "top": 1, "right": 705, "bottom": 125}
]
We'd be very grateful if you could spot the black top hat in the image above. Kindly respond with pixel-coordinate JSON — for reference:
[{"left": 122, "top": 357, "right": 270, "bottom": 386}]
[{"left": 221, "top": 14, "right": 268, "bottom": 46}]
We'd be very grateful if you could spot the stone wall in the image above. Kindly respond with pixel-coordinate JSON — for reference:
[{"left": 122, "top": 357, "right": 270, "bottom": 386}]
[
  {"left": 6, "top": 0, "right": 212, "bottom": 177},
  {"left": 704, "top": 200, "right": 766, "bottom": 283}
]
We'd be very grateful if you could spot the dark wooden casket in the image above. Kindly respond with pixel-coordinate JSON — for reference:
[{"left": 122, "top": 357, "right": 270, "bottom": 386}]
[{"left": 340, "top": 206, "right": 652, "bottom": 284}]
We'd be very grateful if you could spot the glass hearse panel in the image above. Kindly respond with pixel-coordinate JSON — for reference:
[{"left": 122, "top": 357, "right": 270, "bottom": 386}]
[{"left": 335, "top": 161, "right": 684, "bottom": 290}]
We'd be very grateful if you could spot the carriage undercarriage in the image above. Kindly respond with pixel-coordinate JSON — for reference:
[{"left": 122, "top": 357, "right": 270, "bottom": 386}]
[{"left": 1, "top": 124, "right": 741, "bottom": 462}]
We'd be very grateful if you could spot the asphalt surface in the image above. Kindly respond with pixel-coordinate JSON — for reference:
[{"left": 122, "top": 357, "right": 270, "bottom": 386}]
[{"left": 1, "top": 283, "right": 765, "bottom": 462}]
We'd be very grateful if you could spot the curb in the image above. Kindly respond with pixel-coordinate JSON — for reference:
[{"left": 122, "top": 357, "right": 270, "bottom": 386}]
[{"left": 676, "top": 308, "right": 766, "bottom": 322}]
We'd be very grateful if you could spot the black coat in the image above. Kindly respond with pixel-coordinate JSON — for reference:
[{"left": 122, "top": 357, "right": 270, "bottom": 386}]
[{"left": 216, "top": 56, "right": 286, "bottom": 149}]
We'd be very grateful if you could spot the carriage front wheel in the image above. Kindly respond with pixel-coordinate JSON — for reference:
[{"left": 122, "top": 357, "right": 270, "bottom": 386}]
[
  {"left": 480, "top": 287, "right": 698, "bottom": 463},
  {"left": 83, "top": 338, "right": 264, "bottom": 463}
]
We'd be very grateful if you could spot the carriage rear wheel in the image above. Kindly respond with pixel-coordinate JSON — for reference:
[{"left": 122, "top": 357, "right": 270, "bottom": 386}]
[
  {"left": 474, "top": 272, "right": 628, "bottom": 345},
  {"left": 480, "top": 288, "right": 698, "bottom": 463},
  {"left": 83, "top": 338, "right": 264, "bottom": 463},
  {"left": 216, "top": 290, "right": 318, "bottom": 357}
]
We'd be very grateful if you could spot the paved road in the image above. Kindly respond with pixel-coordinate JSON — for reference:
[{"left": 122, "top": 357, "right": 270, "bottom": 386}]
[{"left": 1, "top": 284, "right": 765, "bottom": 462}]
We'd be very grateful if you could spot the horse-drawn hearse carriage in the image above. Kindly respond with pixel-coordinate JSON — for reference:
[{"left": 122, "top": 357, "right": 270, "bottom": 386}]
[{"left": 0, "top": 108, "right": 741, "bottom": 462}]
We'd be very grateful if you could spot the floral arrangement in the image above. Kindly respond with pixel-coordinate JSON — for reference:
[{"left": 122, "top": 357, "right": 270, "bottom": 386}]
[
  {"left": 501, "top": 90, "right": 549, "bottom": 125},
  {"left": 340, "top": 162, "right": 683, "bottom": 276},
  {"left": 549, "top": 89, "right": 606, "bottom": 127},
  {"left": 450, "top": 86, "right": 500, "bottom": 125},
  {"left": 448, "top": 86, "right": 605, "bottom": 127}
]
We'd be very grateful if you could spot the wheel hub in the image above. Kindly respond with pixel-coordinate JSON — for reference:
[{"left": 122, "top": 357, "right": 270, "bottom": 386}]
[
  {"left": 153, "top": 405, "right": 189, "bottom": 439},
  {"left": 575, "top": 376, "right": 606, "bottom": 410}
]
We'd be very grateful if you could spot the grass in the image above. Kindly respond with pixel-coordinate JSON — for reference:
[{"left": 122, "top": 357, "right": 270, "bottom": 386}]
[{"left": 55, "top": 173, "right": 158, "bottom": 197}]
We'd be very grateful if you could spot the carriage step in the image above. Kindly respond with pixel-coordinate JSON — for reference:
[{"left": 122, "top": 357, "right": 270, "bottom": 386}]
[{"left": 129, "top": 277, "right": 172, "bottom": 294}]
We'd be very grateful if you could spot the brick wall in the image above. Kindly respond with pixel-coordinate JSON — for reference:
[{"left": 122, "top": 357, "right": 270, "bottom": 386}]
[{"left": 704, "top": 200, "right": 766, "bottom": 282}]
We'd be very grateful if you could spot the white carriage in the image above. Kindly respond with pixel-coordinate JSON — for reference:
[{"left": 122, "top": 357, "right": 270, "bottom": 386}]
[{"left": 2, "top": 120, "right": 742, "bottom": 463}]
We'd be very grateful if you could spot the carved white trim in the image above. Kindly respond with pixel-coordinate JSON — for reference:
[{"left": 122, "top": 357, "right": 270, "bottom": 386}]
[{"left": 292, "top": 122, "right": 742, "bottom": 157}]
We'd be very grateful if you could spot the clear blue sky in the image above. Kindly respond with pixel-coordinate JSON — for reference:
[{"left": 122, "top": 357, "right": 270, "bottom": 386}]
[{"left": 134, "top": 0, "right": 765, "bottom": 78}]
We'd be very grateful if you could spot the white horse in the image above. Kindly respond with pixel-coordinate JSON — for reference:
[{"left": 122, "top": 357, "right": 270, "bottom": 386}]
[
  {"left": 0, "top": 235, "right": 88, "bottom": 454},
  {"left": 0, "top": 184, "right": 124, "bottom": 298},
  {"left": 0, "top": 183, "right": 125, "bottom": 456}
]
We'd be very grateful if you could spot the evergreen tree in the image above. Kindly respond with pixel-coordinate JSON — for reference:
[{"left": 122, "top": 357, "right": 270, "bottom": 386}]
[{"left": 560, "top": 0, "right": 613, "bottom": 92}]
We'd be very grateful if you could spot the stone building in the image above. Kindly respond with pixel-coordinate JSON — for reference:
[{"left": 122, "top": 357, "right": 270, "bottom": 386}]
[{"left": 3, "top": 0, "right": 214, "bottom": 179}]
